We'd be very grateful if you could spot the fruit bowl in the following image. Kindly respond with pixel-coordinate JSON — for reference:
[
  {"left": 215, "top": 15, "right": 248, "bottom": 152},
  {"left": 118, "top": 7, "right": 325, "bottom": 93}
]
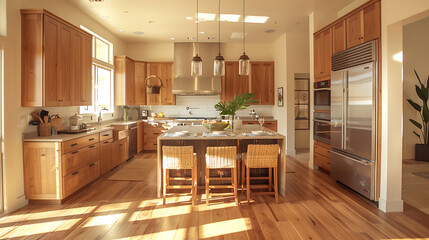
[{"left": 202, "top": 120, "right": 229, "bottom": 131}]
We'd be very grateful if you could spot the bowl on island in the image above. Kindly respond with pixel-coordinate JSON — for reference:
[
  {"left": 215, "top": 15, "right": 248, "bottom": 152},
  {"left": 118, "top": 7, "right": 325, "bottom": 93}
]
[{"left": 202, "top": 120, "right": 229, "bottom": 131}]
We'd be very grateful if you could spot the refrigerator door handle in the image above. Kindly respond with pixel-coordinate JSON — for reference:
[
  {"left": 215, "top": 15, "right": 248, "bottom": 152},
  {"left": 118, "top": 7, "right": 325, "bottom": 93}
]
[
  {"left": 331, "top": 150, "right": 372, "bottom": 165},
  {"left": 342, "top": 71, "right": 348, "bottom": 150}
]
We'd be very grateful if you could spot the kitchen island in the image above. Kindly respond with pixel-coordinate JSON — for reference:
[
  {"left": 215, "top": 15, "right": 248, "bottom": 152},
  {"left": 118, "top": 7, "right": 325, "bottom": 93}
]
[{"left": 157, "top": 125, "right": 286, "bottom": 197}]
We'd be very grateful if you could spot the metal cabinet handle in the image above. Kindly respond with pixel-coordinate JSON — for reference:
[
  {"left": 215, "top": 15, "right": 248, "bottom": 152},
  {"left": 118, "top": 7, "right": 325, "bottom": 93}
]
[
  {"left": 72, "top": 171, "right": 79, "bottom": 175},
  {"left": 88, "top": 138, "right": 95, "bottom": 141},
  {"left": 71, "top": 151, "right": 79, "bottom": 154},
  {"left": 103, "top": 141, "right": 110, "bottom": 144},
  {"left": 40, "top": 153, "right": 46, "bottom": 157},
  {"left": 102, "top": 134, "right": 110, "bottom": 136},
  {"left": 89, "top": 163, "right": 95, "bottom": 167},
  {"left": 88, "top": 145, "right": 95, "bottom": 149},
  {"left": 153, "top": 143, "right": 157, "bottom": 146},
  {"left": 71, "top": 143, "right": 78, "bottom": 147}
]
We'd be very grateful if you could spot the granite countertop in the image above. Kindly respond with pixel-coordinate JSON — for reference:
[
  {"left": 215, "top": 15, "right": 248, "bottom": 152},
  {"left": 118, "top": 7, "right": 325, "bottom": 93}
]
[{"left": 23, "top": 126, "right": 114, "bottom": 142}]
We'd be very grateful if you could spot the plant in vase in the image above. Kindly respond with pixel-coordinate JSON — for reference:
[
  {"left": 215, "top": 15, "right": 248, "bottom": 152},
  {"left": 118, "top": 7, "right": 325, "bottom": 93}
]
[
  {"left": 214, "top": 92, "right": 258, "bottom": 129},
  {"left": 406, "top": 70, "right": 429, "bottom": 162},
  {"left": 123, "top": 105, "right": 130, "bottom": 121}
]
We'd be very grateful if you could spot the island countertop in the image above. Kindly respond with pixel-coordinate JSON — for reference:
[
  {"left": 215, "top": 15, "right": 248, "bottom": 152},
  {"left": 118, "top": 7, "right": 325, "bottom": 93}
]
[{"left": 157, "top": 125, "right": 286, "bottom": 198}]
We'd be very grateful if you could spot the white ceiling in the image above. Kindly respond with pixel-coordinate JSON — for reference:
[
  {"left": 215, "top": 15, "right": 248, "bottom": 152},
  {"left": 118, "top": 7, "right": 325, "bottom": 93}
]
[{"left": 69, "top": 0, "right": 354, "bottom": 43}]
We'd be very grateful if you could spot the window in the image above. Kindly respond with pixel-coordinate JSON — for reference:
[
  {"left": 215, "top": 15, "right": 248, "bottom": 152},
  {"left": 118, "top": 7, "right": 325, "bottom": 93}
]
[{"left": 80, "top": 26, "right": 114, "bottom": 114}]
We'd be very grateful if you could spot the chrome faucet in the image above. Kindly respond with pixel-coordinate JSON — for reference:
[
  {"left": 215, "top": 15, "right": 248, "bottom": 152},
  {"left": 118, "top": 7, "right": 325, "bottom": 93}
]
[{"left": 98, "top": 108, "right": 108, "bottom": 125}]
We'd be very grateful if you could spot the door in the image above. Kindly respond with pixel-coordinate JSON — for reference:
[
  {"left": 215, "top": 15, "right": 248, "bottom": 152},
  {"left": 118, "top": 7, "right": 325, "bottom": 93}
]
[
  {"left": 137, "top": 122, "right": 144, "bottom": 153},
  {"left": 71, "top": 30, "right": 83, "bottom": 105},
  {"left": 100, "top": 139, "right": 113, "bottom": 175},
  {"left": 345, "top": 63, "right": 375, "bottom": 160},
  {"left": 125, "top": 58, "right": 136, "bottom": 105},
  {"left": 43, "top": 16, "right": 60, "bottom": 106},
  {"left": 332, "top": 20, "right": 346, "bottom": 54},
  {"left": 250, "top": 62, "right": 274, "bottom": 105},
  {"left": 363, "top": 1, "right": 381, "bottom": 42},
  {"left": 161, "top": 63, "right": 175, "bottom": 105},
  {"left": 57, "top": 23, "right": 73, "bottom": 105},
  {"left": 330, "top": 69, "right": 346, "bottom": 150},
  {"left": 135, "top": 61, "right": 147, "bottom": 105},
  {"left": 346, "top": 10, "right": 364, "bottom": 48},
  {"left": 81, "top": 35, "right": 93, "bottom": 105}
]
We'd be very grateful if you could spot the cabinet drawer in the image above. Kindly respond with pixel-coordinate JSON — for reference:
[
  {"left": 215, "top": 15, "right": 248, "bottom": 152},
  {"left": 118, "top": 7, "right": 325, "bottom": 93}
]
[
  {"left": 63, "top": 160, "right": 99, "bottom": 197},
  {"left": 314, "top": 140, "right": 331, "bottom": 149},
  {"left": 100, "top": 130, "right": 113, "bottom": 141},
  {"left": 314, "top": 153, "right": 330, "bottom": 171},
  {"left": 62, "top": 134, "right": 99, "bottom": 154},
  {"left": 144, "top": 131, "right": 162, "bottom": 139},
  {"left": 314, "top": 144, "right": 331, "bottom": 158},
  {"left": 143, "top": 139, "right": 158, "bottom": 151},
  {"left": 144, "top": 122, "right": 164, "bottom": 130},
  {"left": 62, "top": 143, "right": 99, "bottom": 176}
]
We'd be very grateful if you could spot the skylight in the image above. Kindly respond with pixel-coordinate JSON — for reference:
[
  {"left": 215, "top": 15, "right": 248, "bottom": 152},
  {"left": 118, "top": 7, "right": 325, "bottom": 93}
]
[
  {"left": 197, "top": 13, "right": 216, "bottom": 21},
  {"left": 245, "top": 16, "right": 269, "bottom": 23},
  {"left": 220, "top": 14, "right": 241, "bottom": 22}
]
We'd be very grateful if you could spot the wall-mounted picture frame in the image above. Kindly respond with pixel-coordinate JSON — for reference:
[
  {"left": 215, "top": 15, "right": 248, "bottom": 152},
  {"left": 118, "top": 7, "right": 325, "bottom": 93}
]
[{"left": 277, "top": 87, "right": 284, "bottom": 107}]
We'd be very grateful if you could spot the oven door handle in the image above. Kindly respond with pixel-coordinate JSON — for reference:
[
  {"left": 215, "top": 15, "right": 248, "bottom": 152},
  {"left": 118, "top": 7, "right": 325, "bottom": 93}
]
[
  {"left": 314, "top": 119, "right": 331, "bottom": 124},
  {"left": 314, "top": 88, "right": 330, "bottom": 91}
]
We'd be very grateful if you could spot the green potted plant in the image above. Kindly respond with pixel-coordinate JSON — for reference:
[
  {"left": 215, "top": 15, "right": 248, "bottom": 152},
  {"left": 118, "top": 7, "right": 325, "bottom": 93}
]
[
  {"left": 214, "top": 92, "right": 258, "bottom": 128},
  {"left": 406, "top": 70, "right": 429, "bottom": 162}
]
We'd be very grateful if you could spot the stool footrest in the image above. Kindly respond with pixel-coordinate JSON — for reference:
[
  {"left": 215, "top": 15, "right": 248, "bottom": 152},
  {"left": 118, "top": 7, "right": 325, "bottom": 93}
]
[
  {"left": 169, "top": 177, "right": 192, "bottom": 181},
  {"left": 209, "top": 177, "right": 233, "bottom": 180},
  {"left": 208, "top": 185, "right": 234, "bottom": 189},
  {"left": 207, "top": 192, "right": 235, "bottom": 197},
  {"left": 166, "top": 185, "right": 192, "bottom": 189},
  {"left": 249, "top": 176, "right": 271, "bottom": 180}
]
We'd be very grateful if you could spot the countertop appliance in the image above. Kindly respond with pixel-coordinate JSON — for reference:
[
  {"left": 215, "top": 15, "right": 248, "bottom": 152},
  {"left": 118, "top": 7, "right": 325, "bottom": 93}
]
[
  {"left": 330, "top": 40, "right": 378, "bottom": 201},
  {"left": 142, "top": 110, "right": 150, "bottom": 119},
  {"left": 314, "top": 80, "right": 331, "bottom": 111},
  {"left": 313, "top": 79, "right": 331, "bottom": 144},
  {"left": 172, "top": 43, "right": 221, "bottom": 95}
]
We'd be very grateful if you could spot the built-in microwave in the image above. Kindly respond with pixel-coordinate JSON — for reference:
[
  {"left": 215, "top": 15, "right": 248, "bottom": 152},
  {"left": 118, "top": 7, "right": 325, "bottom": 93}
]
[{"left": 314, "top": 80, "right": 330, "bottom": 111}]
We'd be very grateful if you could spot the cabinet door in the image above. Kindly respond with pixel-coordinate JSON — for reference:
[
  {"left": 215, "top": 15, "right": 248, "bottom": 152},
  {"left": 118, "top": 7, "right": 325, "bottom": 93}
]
[
  {"left": 161, "top": 63, "right": 175, "bottom": 105},
  {"left": 332, "top": 20, "right": 346, "bottom": 54},
  {"left": 23, "top": 142, "right": 61, "bottom": 200},
  {"left": 57, "top": 24, "right": 73, "bottom": 106},
  {"left": 81, "top": 35, "right": 93, "bottom": 105},
  {"left": 71, "top": 29, "right": 83, "bottom": 106},
  {"left": 62, "top": 143, "right": 99, "bottom": 176},
  {"left": 137, "top": 122, "right": 144, "bottom": 153},
  {"left": 43, "top": 16, "right": 60, "bottom": 106},
  {"left": 119, "top": 137, "right": 129, "bottom": 163},
  {"left": 322, "top": 29, "right": 332, "bottom": 78},
  {"left": 100, "top": 139, "right": 113, "bottom": 175},
  {"left": 346, "top": 10, "right": 364, "bottom": 48},
  {"left": 313, "top": 33, "right": 323, "bottom": 80},
  {"left": 146, "top": 62, "right": 162, "bottom": 105},
  {"left": 363, "top": 1, "right": 380, "bottom": 42},
  {"left": 221, "top": 62, "right": 249, "bottom": 102},
  {"left": 125, "top": 58, "right": 136, "bottom": 105},
  {"left": 135, "top": 61, "right": 147, "bottom": 105},
  {"left": 250, "top": 62, "right": 274, "bottom": 105}
]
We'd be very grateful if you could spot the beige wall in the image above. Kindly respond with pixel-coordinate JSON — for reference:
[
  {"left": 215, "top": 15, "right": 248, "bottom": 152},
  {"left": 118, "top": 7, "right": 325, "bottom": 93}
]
[
  {"left": 402, "top": 17, "right": 429, "bottom": 160},
  {"left": 271, "top": 34, "right": 287, "bottom": 137},
  {"left": 3, "top": 0, "right": 127, "bottom": 214}
]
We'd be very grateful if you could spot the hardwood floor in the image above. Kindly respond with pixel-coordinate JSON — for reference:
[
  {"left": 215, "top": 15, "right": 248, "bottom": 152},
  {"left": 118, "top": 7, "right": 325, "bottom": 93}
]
[{"left": 1, "top": 153, "right": 429, "bottom": 239}]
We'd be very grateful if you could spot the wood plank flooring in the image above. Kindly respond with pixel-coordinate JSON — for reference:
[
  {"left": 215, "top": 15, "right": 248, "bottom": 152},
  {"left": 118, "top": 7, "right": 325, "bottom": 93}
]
[{"left": 1, "top": 153, "right": 428, "bottom": 239}]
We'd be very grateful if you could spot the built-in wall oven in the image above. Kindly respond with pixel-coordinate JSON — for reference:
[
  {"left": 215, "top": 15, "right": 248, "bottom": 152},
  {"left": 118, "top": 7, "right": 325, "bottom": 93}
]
[{"left": 314, "top": 80, "right": 331, "bottom": 144}]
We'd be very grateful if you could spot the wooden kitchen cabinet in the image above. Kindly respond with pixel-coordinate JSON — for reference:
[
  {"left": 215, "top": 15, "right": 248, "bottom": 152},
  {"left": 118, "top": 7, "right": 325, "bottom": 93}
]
[
  {"left": 346, "top": 1, "right": 380, "bottom": 48},
  {"left": 21, "top": 9, "right": 93, "bottom": 107},
  {"left": 100, "top": 139, "right": 114, "bottom": 175},
  {"left": 143, "top": 122, "right": 164, "bottom": 151},
  {"left": 118, "top": 137, "right": 129, "bottom": 163},
  {"left": 332, "top": 20, "right": 347, "bottom": 54},
  {"left": 137, "top": 122, "right": 144, "bottom": 153},
  {"left": 314, "top": 140, "right": 331, "bottom": 172},
  {"left": 115, "top": 56, "right": 136, "bottom": 106},
  {"left": 242, "top": 120, "right": 278, "bottom": 132},
  {"left": 221, "top": 62, "right": 250, "bottom": 102},
  {"left": 314, "top": 28, "right": 332, "bottom": 82},
  {"left": 146, "top": 62, "right": 175, "bottom": 105},
  {"left": 250, "top": 62, "right": 275, "bottom": 105},
  {"left": 135, "top": 61, "right": 147, "bottom": 105}
]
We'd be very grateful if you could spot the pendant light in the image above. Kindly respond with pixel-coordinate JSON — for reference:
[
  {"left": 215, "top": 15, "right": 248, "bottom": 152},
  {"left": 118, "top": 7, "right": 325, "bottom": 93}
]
[
  {"left": 191, "top": 0, "right": 202, "bottom": 77},
  {"left": 238, "top": 0, "right": 250, "bottom": 76},
  {"left": 214, "top": 0, "right": 225, "bottom": 76}
]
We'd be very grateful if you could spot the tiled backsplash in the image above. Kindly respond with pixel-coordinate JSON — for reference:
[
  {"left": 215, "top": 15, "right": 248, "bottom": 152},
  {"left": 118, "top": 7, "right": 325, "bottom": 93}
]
[{"left": 142, "top": 96, "right": 274, "bottom": 118}]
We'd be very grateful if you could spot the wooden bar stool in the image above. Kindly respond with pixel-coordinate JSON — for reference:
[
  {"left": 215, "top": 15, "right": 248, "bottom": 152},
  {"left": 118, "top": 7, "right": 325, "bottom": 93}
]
[
  {"left": 162, "top": 146, "right": 197, "bottom": 205},
  {"left": 242, "top": 144, "right": 280, "bottom": 203},
  {"left": 205, "top": 146, "right": 238, "bottom": 205}
]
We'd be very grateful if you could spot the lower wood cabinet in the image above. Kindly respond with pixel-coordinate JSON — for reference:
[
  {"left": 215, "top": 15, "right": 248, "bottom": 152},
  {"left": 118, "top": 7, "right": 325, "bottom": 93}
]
[
  {"left": 137, "top": 122, "right": 144, "bottom": 153},
  {"left": 314, "top": 140, "right": 331, "bottom": 172},
  {"left": 23, "top": 130, "right": 118, "bottom": 203},
  {"left": 143, "top": 122, "right": 164, "bottom": 151}
]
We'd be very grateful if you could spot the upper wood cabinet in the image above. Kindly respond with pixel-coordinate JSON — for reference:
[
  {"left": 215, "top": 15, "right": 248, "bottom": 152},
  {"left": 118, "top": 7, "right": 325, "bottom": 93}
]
[
  {"left": 221, "top": 61, "right": 249, "bottom": 102},
  {"left": 332, "top": 20, "right": 347, "bottom": 54},
  {"left": 21, "top": 9, "right": 93, "bottom": 107},
  {"left": 314, "top": 28, "right": 332, "bottom": 82},
  {"left": 135, "top": 61, "right": 147, "bottom": 105},
  {"left": 346, "top": 1, "right": 380, "bottom": 48},
  {"left": 114, "top": 56, "right": 136, "bottom": 106},
  {"left": 250, "top": 62, "right": 275, "bottom": 105},
  {"left": 146, "top": 62, "right": 175, "bottom": 105}
]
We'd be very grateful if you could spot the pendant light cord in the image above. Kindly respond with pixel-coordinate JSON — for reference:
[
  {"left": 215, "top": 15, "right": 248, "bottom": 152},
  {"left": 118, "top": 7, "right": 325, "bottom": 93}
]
[
  {"left": 196, "top": 0, "right": 199, "bottom": 56},
  {"left": 218, "top": 0, "right": 221, "bottom": 55},
  {"left": 243, "top": 0, "right": 246, "bottom": 54}
]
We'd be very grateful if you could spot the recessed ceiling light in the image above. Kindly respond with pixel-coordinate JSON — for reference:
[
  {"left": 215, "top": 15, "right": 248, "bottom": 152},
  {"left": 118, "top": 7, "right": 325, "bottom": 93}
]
[
  {"left": 245, "top": 16, "right": 269, "bottom": 23},
  {"left": 197, "top": 13, "right": 216, "bottom": 21},
  {"left": 170, "top": 37, "right": 175, "bottom": 40},
  {"left": 265, "top": 29, "right": 276, "bottom": 33},
  {"left": 119, "top": 29, "right": 124, "bottom": 32},
  {"left": 296, "top": 22, "right": 301, "bottom": 25},
  {"left": 187, "top": 36, "right": 195, "bottom": 40},
  {"left": 123, "top": 11, "right": 128, "bottom": 14},
  {"left": 274, "top": 21, "right": 280, "bottom": 24},
  {"left": 185, "top": 16, "right": 194, "bottom": 21},
  {"left": 103, "top": 16, "right": 109, "bottom": 19},
  {"left": 148, "top": 21, "right": 155, "bottom": 24},
  {"left": 133, "top": 31, "right": 144, "bottom": 35},
  {"left": 200, "top": 32, "right": 205, "bottom": 34},
  {"left": 220, "top": 14, "right": 241, "bottom": 22},
  {"left": 207, "top": 37, "right": 215, "bottom": 40}
]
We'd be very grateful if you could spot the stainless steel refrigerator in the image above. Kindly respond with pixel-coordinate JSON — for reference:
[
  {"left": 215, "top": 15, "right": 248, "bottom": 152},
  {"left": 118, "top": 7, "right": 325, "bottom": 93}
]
[{"left": 330, "top": 41, "right": 378, "bottom": 200}]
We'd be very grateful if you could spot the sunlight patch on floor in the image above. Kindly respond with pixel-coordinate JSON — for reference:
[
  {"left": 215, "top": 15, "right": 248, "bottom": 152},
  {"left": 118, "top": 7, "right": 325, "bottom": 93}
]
[
  {"left": 0, "top": 219, "right": 75, "bottom": 238},
  {"left": 83, "top": 214, "right": 124, "bottom": 227},
  {"left": 95, "top": 202, "right": 133, "bottom": 213},
  {"left": 199, "top": 217, "right": 251, "bottom": 238},
  {"left": 129, "top": 204, "right": 192, "bottom": 222}
]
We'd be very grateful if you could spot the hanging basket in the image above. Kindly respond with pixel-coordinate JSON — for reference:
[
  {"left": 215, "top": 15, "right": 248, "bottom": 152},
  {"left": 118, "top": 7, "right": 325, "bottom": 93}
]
[{"left": 145, "top": 75, "right": 164, "bottom": 94}]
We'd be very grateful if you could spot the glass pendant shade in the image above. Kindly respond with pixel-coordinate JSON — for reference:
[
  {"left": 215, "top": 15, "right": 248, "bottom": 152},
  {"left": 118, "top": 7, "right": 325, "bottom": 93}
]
[
  {"left": 214, "top": 55, "right": 225, "bottom": 76},
  {"left": 238, "top": 53, "right": 250, "bottom": 76},
  {"left": 191, "top": 54, "right": 203, "bottom": 77}
]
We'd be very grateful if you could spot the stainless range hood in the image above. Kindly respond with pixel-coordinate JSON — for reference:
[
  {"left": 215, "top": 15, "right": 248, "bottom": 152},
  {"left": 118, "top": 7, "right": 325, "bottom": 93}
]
[{"left": 173, "top": 42, "right": 221, "bottom": 95}]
